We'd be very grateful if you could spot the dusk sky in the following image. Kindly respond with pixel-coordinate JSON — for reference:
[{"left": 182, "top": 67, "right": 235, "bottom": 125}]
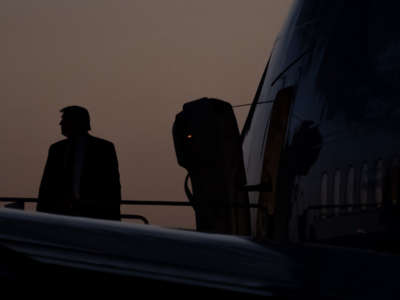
[{"left": 0, "top": 0, "right": 293, "bottom": 228}]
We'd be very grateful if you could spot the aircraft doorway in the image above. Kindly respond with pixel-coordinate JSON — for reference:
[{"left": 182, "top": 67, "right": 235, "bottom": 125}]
[{"left": 256, "top": 87, "right": 295, "bottom": 241}]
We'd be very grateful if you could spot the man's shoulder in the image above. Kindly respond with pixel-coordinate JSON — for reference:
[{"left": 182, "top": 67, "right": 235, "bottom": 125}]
[
  {"left": 48, "top": 135, "right": 116, "bottom": 152},
  {"left": 88, "top": 135, "right": 115, "bottom": 148},
  {"left": 49, "top": 139, "right": 69, "bottom": 150}
]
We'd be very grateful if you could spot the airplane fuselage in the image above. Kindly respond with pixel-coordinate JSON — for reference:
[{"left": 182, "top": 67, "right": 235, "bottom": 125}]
[{"left": 242, "top": 0, "right": 400, "bottom": 246}]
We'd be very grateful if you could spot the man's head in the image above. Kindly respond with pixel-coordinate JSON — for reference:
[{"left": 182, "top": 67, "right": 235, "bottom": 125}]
[{"left": 60, "top": 106, "right": 91, "bottom": 138}]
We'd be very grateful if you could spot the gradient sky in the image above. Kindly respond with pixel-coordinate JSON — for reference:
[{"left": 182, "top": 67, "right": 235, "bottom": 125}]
[{"left": 0, "top": 0, "right": 293, "bottom": 228}]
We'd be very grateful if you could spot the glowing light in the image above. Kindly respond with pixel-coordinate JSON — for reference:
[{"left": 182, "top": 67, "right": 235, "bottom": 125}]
[{"left": 187, "top": 134, "right": 193, "bottom": 139}]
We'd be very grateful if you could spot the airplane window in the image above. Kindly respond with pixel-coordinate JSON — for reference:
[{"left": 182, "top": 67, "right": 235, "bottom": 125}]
[
  {"left": 321, "top": 172, "right": 328, "bottom": 217},
  {"left": 376, "top": 160, "right": 384, "bottom": 208},
  {"left": 334, "top": 170, "right": 341, "bottom": 215},
  {"left": 360, "top": 163, "right": 368, "bottom": 210},
  {"left": 346, "top": 166, "right": 355, "bottom": 212}
]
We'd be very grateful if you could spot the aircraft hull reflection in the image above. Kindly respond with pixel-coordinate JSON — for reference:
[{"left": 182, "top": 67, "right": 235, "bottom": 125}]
[
  {"left": 0, "top": 208, "right": 290, "bottom": 295},
  {"left": 2, "top": 208, "right": 400, "bottom": 296}
]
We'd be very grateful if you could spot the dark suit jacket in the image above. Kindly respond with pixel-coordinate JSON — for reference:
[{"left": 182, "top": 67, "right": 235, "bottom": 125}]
[{"left": 37, "top": 134, "right": 121, "bottom": 221}]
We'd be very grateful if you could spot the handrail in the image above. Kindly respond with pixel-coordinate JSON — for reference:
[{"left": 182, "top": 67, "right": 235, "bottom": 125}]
[
  {"left": 1, "top": 198, "right": 381, "bottom": 211},
  {"left": 0, "top": 197, "right": 153, "bottom": 224},
  {"left": 0, "top": 198, "right": 192, "bottom": 206},
  {"left": 0, "top": 198, "right": 261, "bottom": 207},
  {"left": 0, "top": 197, "right": 261, "bottom": 226},
  {"left": 0, "top": 198, "right": 258, "bottom": 225},
  {"left": 121, "top": 200, "right": 191, "bottom": 206},
  {"left": 0, "top": 197, "right": 36, "bottom": 203}
]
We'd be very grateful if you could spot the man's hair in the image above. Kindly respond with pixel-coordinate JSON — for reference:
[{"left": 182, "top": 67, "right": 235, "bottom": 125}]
[{"left": 60, "top": 106, "right": 91, "bottom": 131}]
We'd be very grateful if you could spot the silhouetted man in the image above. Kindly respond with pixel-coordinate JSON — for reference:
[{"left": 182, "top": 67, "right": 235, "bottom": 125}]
[{"left": 37, "top": 106, "right": 121, "bottom": 221}]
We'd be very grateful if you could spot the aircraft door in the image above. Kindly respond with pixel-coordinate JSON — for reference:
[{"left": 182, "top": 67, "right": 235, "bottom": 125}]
[{"left": 256, "top": 87, "right": 295, "bottom": 241}]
